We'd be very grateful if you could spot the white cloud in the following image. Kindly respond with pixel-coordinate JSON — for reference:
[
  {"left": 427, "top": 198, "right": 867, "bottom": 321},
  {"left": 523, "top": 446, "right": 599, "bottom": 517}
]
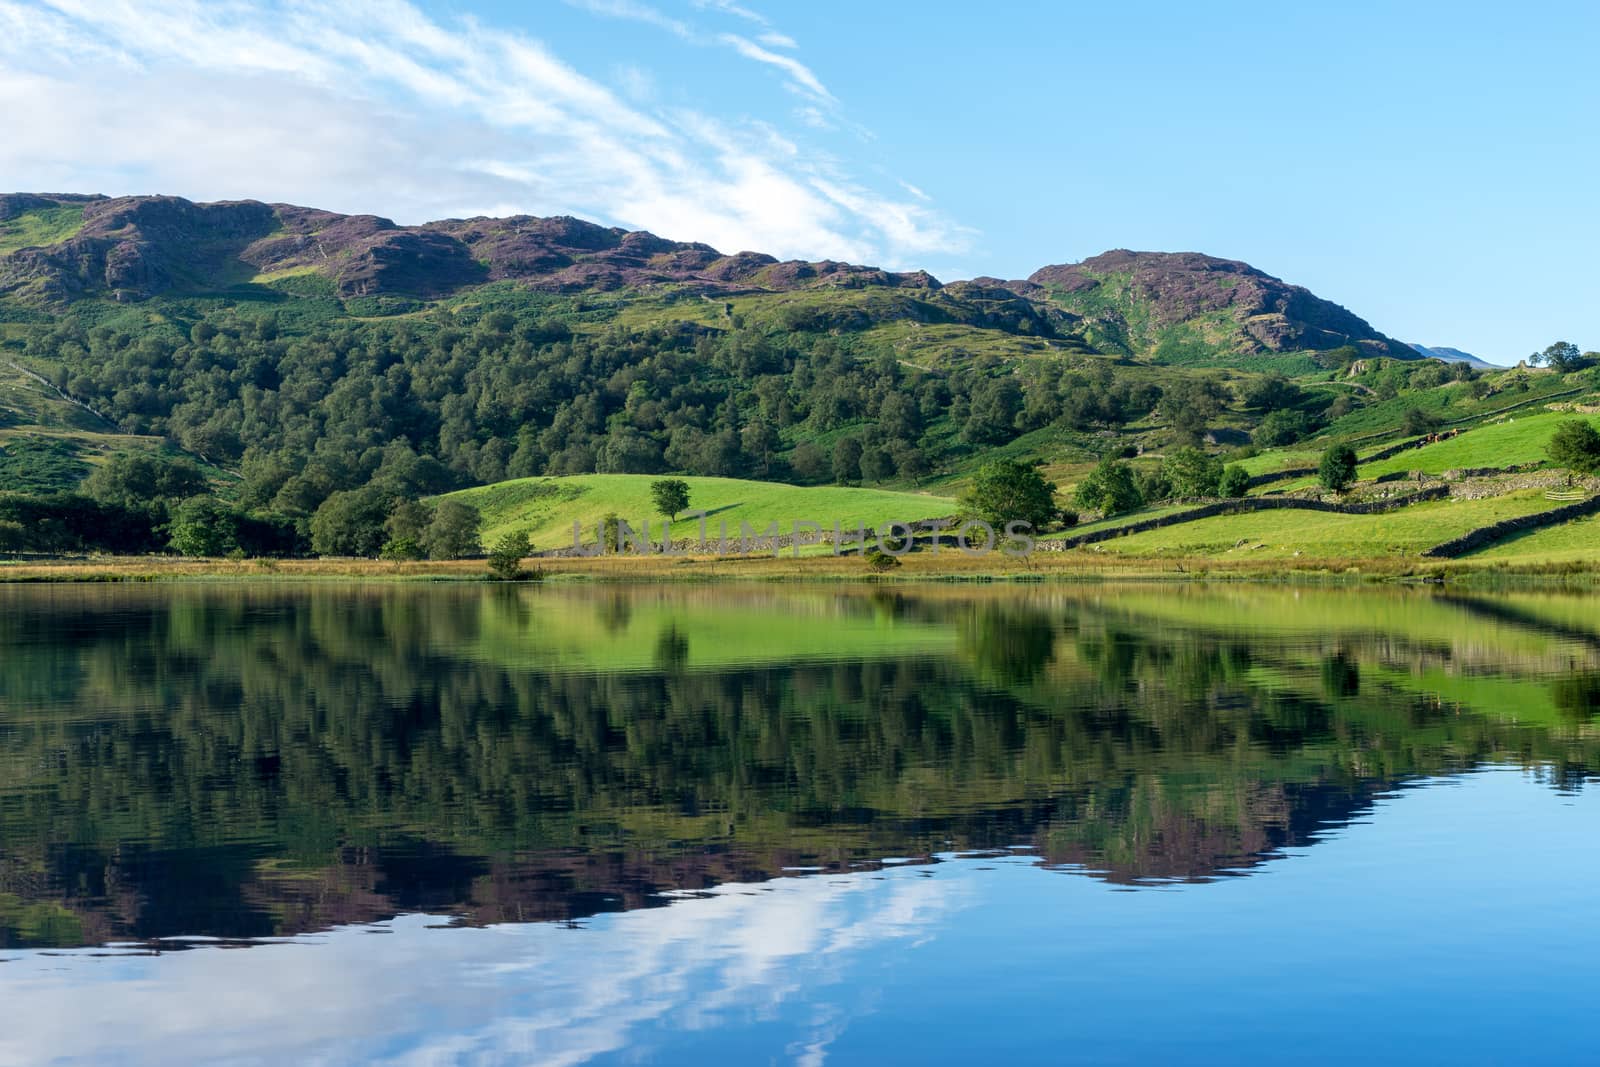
[
  {"left": 717, "top": 32, "right": 834, "bottom": 104},
  {"left": 0, "top": 863, "right": 977, "bottom": 1067},
  {"left": 565, "top": 0, "right": 829, "bottom": 106},
  {"left": 0, "top": 0, "right": 968, "bottom": 268}
]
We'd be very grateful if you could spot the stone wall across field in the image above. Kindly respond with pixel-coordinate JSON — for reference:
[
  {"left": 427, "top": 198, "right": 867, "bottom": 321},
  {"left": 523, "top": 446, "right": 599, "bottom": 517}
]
[
  {"left": 1421, "top": 496, "right": 1600, "bottom": 558},
  {"left": 1036, "top": 487, "right": 1452, "bottom": 551}
]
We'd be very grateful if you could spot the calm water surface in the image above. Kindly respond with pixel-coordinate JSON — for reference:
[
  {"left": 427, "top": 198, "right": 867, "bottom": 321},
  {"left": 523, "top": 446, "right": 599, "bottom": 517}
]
[{"left": 1, "top": 583, "right": 1597, "bottom": 1064}]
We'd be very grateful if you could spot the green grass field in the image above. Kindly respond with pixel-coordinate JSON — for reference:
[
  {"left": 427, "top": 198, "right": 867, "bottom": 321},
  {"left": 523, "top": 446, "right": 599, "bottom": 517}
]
[
  {"left": 1092, "top": 491, "right": 1560, "bottom": 559},
  {"left": 444, "top": 473, "right": 958, "bottom": 549},
  {"left": 1469, "top": 512, "right": 1600, "bottom": 562},
  {"left": 1360, "top": 410, "right": 1583, "bottom": 478}
]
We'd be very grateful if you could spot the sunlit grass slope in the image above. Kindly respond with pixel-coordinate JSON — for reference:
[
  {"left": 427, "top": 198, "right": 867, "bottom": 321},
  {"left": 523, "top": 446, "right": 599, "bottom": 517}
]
[
  {"left": 445, "top": 474, "right": 957, "bottom": 549},
  {"left": 1469, "top": 512, "right": 1600, "bottom": 563},
  {"left": 1095, "top": 491, "right": 1559, "bottom": 559},
  {"left": 1360, "top": 411, "right": 1579, "bottom": 478}
]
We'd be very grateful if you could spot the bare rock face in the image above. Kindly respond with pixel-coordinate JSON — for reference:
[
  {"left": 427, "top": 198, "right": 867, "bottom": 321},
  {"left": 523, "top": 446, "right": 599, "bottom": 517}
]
[{"left": 1029, "top": 250, "right": 1410, "bottom": 358}]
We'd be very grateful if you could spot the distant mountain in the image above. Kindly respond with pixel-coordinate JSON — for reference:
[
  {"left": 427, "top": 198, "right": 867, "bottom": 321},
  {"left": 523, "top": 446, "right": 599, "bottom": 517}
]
[
  {"left": 1020, "top": 250, "right": 1412, "bottom": 362},
  {"left": 1, "top": 193, "right": 1412, "bottom": 367},
  {"left": 0, "top": 193, "right": 938, "bottom": 304},
  {"left": 1407, "top": 343, "right": 1498, "bottom": 369}
]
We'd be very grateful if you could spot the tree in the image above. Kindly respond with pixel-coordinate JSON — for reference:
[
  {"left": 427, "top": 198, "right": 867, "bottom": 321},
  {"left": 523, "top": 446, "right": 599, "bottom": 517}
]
[
  {"left": 1548, "top": 418, "right": 1600, "bottom": 483},
  {"left": 85, "top": 453, "right": 208, "bottom": 512},
  {"left": 1319, "top": 444, "right": 1359, "bottom": 493},
  {"left": 962, "top": 377, "right": 1024, "bottom": 444},
  {"left": 1218, "top": 465, "right": 1251, "bottom": 498},
  {"left": 1164, "top": 447, "right": 1224, "bottom": 498},
  {"left": 790, "top": 441, "right": 830, "bottom": 483},
  {"left": 166, "top": 497, "right": 240, "bottom": 557},
  {"left": 381, "top": 500, "right": 431, "bottom": 560},
  {"left": 1162, "top": 378, "right": 1227, "bottom": 445},
  {"left": 487, "top": 530, "right": 531, "bottom": 580},
  {"left": 1531, "top": 341, "right": 1586, "bottom": 372},
  {"left": 1240, "top": 375, "right": 1302, "bottom": 412},
  {"left": 1074, "top": 459, "right": 1143, "bottom": 517},
  {"left": 891, "top": 443, "right": 930, "bottom": 485},
  {"left": 961, "top": 460, "right": 1060, "bottom": 531},
  {"left": 1255, "top": 409, "right": 1317, "bottom": 447},
  {"left": 832, "top": 437, "right": 863, "bottom": 485},
  {"left": 423, "top": 500, "right": 483, "bottom": 559},
  {"left": 310, "top": 487, "right": 392, "bottom": 557},
  {"left": 650, "top": 478, "right": 691, "bottom": 522},
  {"left": 859, "top": 445, "right": 896, "bottom": 483}
]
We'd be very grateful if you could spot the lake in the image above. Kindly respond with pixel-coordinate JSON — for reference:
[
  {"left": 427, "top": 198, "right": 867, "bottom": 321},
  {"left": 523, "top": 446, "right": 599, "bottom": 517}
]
[{"left": 1, "top": 582, "right": 1597, "bottom": 1065}]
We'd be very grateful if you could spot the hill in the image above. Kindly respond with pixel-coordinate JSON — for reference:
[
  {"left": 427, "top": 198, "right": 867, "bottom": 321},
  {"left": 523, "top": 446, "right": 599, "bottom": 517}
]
[
  {"left": 1022, "top": 250, "right": 1412, "bottom": 363},
  {"left": 444, "top": 474, "right": 955, "bottom": 549},
  {"left": 1, "top": 194, "right": 1407, "bottom": 373},
  {"left": 2, "top": 191, "right": 1597, "bottom": 568},
  {"left": 0, "top": 192, "right": 944, "bottom": 306}
]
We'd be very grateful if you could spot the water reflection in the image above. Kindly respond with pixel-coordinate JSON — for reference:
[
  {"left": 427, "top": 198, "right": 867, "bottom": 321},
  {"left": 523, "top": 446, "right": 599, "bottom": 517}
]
[
  {"left": 3, "top": 769, "right": 1598, "bottom": 1066},
  {"left": 0, "top": 583, "right": 1596, "bottom": 954}
]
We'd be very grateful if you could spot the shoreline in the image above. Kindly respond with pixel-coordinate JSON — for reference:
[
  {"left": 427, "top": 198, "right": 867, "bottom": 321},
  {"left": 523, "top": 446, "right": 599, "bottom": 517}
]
[{"left": 3, "top": 551, "right": 1597, "bottom": 587}]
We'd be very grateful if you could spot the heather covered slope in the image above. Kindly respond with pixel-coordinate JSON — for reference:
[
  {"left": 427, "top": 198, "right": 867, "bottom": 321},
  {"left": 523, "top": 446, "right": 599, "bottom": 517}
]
[
  {"left": 1025, "top": 250, "right": 1412, "bottom": 363},
  {"left": 0, "top": 193, "right": 942, "bottom": 305},
  {"left": 1, "top": 193, "right": 1408, "bottom": 370}
]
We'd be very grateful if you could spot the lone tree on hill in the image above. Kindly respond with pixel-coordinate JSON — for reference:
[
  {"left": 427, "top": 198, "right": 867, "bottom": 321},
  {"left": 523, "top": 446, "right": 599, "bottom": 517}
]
[
  {"left": 650, "top": 478, "right": 691, "bottom": 522},
  {"left": 1548, "top": 419, "right": 1600, "bottom": 486},
  {"left": 1319, "top": 444, "right": 1359, "bottom": 494},
  {"left": 962, "top": 459, "right": 1060, "bottom": 532}
]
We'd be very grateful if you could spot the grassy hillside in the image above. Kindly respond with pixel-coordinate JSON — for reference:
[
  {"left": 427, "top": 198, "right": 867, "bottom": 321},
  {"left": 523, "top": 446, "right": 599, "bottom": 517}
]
[
  {"left": 445, "top": 474, "right": 957, "bottom": 549},
  {"left": 1470, "top": 512, "right": 1600, "bottom": 562},
  {"left": 0, "top": 204, "right": 87, "bottom": 255},
  {"left": 1360, "top": 411, "right": 1571, "bottom": 477},
  {"left": 1093, "top": 491, "right": 1559, "bottom": 559}
]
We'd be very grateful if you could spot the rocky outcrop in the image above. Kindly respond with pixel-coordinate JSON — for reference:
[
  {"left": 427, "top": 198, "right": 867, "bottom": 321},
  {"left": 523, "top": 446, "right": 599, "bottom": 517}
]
[{"left": 1029, "top": 249, "right": 1411, "bottom": 360}]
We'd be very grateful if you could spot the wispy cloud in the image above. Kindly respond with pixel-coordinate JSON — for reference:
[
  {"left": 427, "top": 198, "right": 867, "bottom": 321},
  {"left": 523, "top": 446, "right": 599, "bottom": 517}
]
[
  {"left": 0, "top": 0, "right": 966, "bottom": 268},
  {"left": 566, "top": 0, "right": 826, "bottom": 105},
  {"left": 716, "top": 32, "right": 833, "bottom": 104}
]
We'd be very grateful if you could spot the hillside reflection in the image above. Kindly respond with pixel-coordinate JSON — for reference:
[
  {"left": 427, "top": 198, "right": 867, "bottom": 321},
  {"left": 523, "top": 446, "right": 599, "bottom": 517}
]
[{"left": 1, "top": 583, "right": 1596, "bottom": 949}]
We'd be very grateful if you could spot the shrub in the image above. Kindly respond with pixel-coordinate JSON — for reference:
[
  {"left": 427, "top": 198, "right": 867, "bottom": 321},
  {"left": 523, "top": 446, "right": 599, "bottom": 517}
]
[
  {"left": 1218, "top": 465, "right": 1251, "bottom": 498},
  {"left": 1548, "top": 418, "right": 1600, "bottom": 482},
  {"left": 487, "top": 530, "right": 532, "bottom": 580},
  {"left": 864, "top": 547, "right": 901, "bottom": 572}
]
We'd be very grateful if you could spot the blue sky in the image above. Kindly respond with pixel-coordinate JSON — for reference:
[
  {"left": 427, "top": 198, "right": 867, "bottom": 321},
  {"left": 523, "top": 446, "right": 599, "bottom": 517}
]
[{"left": 0, "top": 0, "right": 1594, "bottom": 360}]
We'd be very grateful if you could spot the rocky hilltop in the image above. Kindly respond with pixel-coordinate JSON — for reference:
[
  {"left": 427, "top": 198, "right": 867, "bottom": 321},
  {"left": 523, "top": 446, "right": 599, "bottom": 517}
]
[
  {"left": 0, "top": 193, "right": 938, "bottom": 304},
  {"left": 1025, "top": 249, "right": 1409, "bottom": 359},
  {"left": 1, "top": 193, "right": 1410, "bottom": 364}
]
